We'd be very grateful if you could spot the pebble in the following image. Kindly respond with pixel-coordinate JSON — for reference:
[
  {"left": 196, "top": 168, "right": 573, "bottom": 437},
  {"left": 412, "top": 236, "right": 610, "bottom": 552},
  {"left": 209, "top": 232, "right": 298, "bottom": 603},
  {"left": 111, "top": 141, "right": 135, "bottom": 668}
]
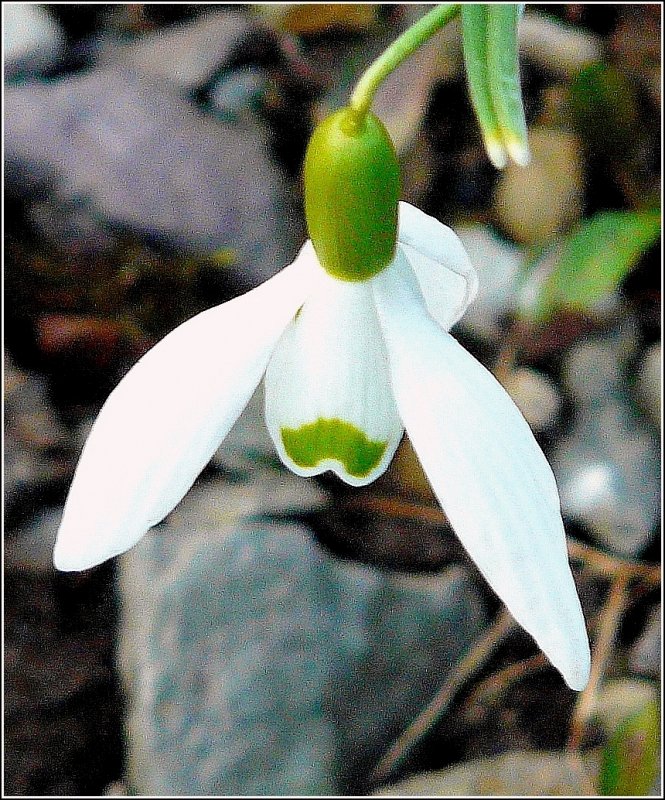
[
  {"left": 118, "top": 516, "right": 486, "bottom": 795},
  {"left": 98, "top": 10, "right": 252, "bottom": 91},
  {"left": 5, "top": 66, "right": 299, "bottom": 287},
  {"left": 493, "top": 127, "right": 584, "bottom": 245},
  {"left": 4, "top": 4, "right": 66, "bottom": 79},
  {"left": 519, "top": 12, "right": 603, "bottom": 80},
  {"left": 454, "top": 225, "right": 524, "bottom": 343},
  {"left": 629, "top": 605, "right": 660, "bottom": 679},
  {"left": 374, "top": 750, "right": 599, "bottom": 796},
  {"left": 636, "top": 342, "right": 661, "bottom": 429},
  {"left": 501, "top": 367, "right": 562, "bottom": 432},
  {"left": 552, "top": 336, "right": 660, "bottom": 556}
]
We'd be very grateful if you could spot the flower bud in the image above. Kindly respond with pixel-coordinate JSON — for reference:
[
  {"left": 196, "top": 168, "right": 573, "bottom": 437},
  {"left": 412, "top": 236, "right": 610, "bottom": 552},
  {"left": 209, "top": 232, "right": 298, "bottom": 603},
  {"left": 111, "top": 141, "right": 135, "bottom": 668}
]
[{"left": 304, "top": 107, "right": 400, "bottom": 281}]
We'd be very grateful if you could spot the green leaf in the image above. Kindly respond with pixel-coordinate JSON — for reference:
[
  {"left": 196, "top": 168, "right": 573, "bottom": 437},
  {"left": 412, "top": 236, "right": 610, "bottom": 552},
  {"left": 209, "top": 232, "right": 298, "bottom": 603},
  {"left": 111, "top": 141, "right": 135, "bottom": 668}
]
[
  {"left": 529, "top": 209, "right": 661, "bottom": 321},
  {"left": 486, "top": 5, "right": 529, "bottom": 165},
  {"left": 461, "top": 4, "right": 529, "bottom": 168},
  {"left": 462, "top": 5, "right": 506, "bottom": 168},
  {"left": 599, "top": 699, "right": 660, "bottom": 796}
]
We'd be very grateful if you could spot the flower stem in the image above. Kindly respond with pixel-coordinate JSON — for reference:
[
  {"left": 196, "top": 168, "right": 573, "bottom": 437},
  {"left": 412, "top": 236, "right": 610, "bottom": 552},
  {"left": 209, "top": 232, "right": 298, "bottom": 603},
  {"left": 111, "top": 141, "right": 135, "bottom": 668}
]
[{"left": 349, "top": 4, "right": 461, "bottom": 119}]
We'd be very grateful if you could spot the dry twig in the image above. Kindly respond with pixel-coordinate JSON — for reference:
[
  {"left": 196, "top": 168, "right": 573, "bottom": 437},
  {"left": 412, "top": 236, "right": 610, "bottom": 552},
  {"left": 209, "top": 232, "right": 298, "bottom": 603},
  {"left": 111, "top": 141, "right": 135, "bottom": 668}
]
[{"left": 368, "top": 609, "right": 516, "bottom": 789}]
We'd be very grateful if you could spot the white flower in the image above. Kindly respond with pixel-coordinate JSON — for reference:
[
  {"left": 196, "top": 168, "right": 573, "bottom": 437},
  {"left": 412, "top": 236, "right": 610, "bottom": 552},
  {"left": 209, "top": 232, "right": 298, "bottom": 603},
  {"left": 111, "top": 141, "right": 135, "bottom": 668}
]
[{"left": 54, "top": 201, "right": 590, "bottom": 691}]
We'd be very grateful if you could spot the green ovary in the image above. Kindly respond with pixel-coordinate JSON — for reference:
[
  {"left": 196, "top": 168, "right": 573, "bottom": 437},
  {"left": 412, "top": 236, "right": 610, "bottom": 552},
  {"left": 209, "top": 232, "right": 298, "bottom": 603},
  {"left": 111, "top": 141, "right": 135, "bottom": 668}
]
[{"left": 281, "top": 418, "right": 388, "bottom": 478}]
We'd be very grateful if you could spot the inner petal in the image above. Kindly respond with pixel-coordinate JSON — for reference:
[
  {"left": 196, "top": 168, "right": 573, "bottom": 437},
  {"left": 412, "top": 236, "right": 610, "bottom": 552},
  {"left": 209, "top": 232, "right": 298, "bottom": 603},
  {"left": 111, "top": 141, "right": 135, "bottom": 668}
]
[{"left": 264, "top": 272, "right": 403, "bottom": 487}]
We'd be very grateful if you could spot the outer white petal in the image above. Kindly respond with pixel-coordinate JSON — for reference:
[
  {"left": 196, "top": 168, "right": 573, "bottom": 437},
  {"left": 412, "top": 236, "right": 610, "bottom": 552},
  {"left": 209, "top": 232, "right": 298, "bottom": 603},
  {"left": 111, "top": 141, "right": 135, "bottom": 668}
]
[
  {"left": 54, "top": 250, "right": 315, "bottom": 571},
  {"left": 372, "top": 253, "right": 591, "bottom": 691},
  {"left": 398, "top": 201, "right": 479, "bottom": 329},
  {"left": 264, "top": 259, "right": 403, "bottom": 487}
]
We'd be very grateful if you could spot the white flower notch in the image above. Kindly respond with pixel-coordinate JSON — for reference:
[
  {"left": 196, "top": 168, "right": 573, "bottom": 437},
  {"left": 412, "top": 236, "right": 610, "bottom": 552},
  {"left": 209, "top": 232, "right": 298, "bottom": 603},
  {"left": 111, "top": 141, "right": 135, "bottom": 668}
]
[{"left": 54, "top": 199, "right": 590, "bottom": 692}]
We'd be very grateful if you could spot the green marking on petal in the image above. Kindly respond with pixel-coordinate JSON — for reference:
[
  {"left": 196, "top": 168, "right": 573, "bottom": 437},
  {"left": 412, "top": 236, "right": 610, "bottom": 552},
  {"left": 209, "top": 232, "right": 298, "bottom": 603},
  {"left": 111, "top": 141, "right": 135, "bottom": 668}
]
[{"left": 281, "top": 418, "right": 388, "bottom": 479}]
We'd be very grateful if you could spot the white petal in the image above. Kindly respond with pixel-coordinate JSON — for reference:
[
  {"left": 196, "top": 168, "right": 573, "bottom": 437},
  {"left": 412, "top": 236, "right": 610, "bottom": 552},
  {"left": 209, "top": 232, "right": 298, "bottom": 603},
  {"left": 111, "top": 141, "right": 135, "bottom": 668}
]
[
  {"left": 264, "top": 264, "right": 403, "bottom": 487},
  {"left": 398, "top": 201, "right": 479, "bottom": 329},
  {"left": 372, "top": 254, "right": 590, "bottom": 690},
  {"left": 54, "top": 251, "right": 315, "bottom": 571}
]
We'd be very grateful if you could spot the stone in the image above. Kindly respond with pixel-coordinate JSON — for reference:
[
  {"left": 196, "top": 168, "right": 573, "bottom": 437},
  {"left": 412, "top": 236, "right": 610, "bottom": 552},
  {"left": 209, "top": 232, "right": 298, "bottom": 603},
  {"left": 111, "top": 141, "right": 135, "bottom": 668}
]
[
  {"left": 551, "top": 335, "right": 660, "bottom": 556},
  {"left": 374, "top": 750, "right": 600, "bottom": 796},
  {"left": 209, "top": 66, "right": 266, "bottom": 121},
  {"left": 500, "top": 367, "right": 562, "bottom": 432},
  {"left": 5, "top": 66, "right": 299, "bottom": 286},
  {"left": 493, "top": 127, "right": 584, "bottom": 245},
  {"left": 629, "top": 605, "right": 660, "bottom": 679},
  {"left": 454, "top": 225, "right": 524, "bottom": 342},
  {"left": 98, "top": 10, "right": 252, "bottom": 91},
  {"left": 636, "top": 342, "right": 661, "bottom": 429},
  {"left": 119, "top": 513, "right": 486, "bottom": 795},
  {"left": 4, "top": 4, "right": 66, "bottom": 80},
  {"left": 519, "top": 12, "right": 602, "bottom": 80}
]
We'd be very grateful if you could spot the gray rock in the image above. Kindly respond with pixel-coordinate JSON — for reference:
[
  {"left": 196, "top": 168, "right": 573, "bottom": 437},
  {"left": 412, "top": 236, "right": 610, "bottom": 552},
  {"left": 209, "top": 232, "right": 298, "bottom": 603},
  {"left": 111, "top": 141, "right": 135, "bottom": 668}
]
[
  {"left": 210, "top": 384, "right": 281, "bottom": 474},
  {"left": 209, "top": 66, "right": 267, "bottom": 121},
  {"left": 5, "top": 67, "right": 300, "bottom": 285},
  {"left": 373, "top": 750, "right": 601, "bottom": 796},
  {"left": 98, "top": 10, "right": 252, "bottom": 91},
  {"left": 636, "top": 342, "right": 661, "bottom": 430},
  {"left": 4, "top": 4, "right": 66, "bottom": 80},
  {"left": 552, "top": 336, "right": 660, "bottom": 556},
  {"left": 500, "top": 367, "right": 562, "bottom": 433},
  {"left": 119, "top": 514, "right": 486, "bottom": 795},
  {"left": 454, "top": 225, "right": 524, "bottom": 343},
  {"left": 629, "top": 605, "right": 660, "bottom": 679}
]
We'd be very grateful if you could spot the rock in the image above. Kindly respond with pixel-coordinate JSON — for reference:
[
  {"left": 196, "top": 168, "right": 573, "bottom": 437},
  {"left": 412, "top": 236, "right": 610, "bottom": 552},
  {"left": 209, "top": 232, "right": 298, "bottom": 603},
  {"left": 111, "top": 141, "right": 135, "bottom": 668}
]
[
  {"left": 373, "top": 750, "right": 600, "bottom": 796},
  {"left": 519, "top": 11, "right": 603, "bottom": 79},
  {"left": 4, "top": 4, "right": 66, "bottom": 80},
  {"left": 454, "top": 225, "right": 524, "bottom": 342},
  {"left": 5, "top": 67, "right": 299, "bottom": 286},
  {"left": 209, "top": 66, "right": 266, "bottom": 121},
  {"left": 551, "top": 336, "right": 660, "bottom": 556},
  {"left": 493, "top": 127, "right": 584, "bottom": 245},
  {"left": 98, "top": 10, "right": 252, "bottom": 91},
  {"left": 629, "top": 605, "right": 660, "bottom": 679},
  {"left": 119, "top": 514, "right": 486, "bottom": 795},
  {"left": 211, "top": 384, "right": 287, "bottom": 475},
  {"left": 500, "top": 367, "right": 562, "bottom": 432},
  {"left": 636, "top": 342, "right": 661, "bottom": 429}
]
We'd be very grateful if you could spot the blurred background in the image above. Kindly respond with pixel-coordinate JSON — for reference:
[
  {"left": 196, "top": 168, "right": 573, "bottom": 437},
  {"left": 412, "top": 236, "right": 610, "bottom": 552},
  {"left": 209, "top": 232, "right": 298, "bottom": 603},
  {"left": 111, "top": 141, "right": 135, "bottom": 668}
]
[{"left": 4, "top": 3, "right": 661, "bottom": 796}]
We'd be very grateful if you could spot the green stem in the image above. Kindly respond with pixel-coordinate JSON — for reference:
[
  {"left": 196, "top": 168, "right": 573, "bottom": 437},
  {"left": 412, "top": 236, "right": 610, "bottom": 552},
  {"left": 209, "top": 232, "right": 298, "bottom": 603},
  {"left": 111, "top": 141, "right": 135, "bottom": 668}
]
[{"left": 349, "top": 3, "right": 461, "bottom": 119}]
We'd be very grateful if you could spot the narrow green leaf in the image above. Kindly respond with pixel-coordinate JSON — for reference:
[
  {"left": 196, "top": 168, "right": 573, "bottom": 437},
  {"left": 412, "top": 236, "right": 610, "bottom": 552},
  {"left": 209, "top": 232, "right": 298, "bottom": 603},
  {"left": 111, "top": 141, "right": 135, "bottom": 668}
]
[
  {"left": 486, "top": 5, "right": 529, "bottom": 165},
  {"left": 461, "top": 4, "right": 506, "bottom": 168},
  {"left": 599, "top": 699, "right": 660, "bottom": 796},
  {"left": 532, "top": 209, "right": 661, "bottom": 321}
]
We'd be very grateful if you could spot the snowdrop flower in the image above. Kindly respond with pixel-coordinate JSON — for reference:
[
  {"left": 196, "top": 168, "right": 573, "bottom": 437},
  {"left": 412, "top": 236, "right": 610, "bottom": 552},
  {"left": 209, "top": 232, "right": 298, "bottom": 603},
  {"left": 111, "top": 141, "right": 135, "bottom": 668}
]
[{"left": 54, "top": 108, "right": 590, "bottom": 691}]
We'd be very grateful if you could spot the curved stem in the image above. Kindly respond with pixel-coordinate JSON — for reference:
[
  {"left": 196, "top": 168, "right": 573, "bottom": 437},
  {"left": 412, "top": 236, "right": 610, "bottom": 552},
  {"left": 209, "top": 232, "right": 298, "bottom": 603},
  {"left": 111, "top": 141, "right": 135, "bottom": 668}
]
[{"left": 349, "top": 4, "right": 461, "bottom": 119}]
